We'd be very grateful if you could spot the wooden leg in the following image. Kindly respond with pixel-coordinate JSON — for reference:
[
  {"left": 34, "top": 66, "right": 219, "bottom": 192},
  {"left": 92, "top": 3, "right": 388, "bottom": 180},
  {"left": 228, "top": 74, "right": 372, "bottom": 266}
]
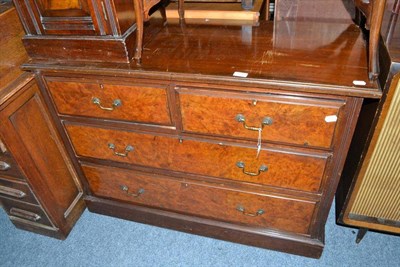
[
  {"left": 356, "top": 228, "right": 368, "bottom": 243},
  {"left": 178, "top": 0, "right": 184, "bottom": 20},
  {"left": 368, "top": 0, "right": 387, "bottom": 80},
  {"left": 264, "top": 0, "right": 270, "bottom": 20},
  {"left": 133, "top": 0, "right": 144, "bottom": 63},
  {"left": 159, "top": 5, "right": 167, "bottom": 26}
]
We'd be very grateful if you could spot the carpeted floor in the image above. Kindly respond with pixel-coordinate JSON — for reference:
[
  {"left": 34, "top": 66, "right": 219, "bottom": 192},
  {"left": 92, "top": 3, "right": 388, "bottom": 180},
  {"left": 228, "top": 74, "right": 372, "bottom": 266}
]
[{"left": 0, "top": 203, "right": 399, "bottom": 267}]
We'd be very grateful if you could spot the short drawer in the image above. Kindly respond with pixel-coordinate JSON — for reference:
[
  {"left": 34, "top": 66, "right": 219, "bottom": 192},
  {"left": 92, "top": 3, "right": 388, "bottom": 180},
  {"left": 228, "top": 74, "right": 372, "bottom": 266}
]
[
  {"left": 0, "top": 153, "right": 24, "bottom": 180},
  {"left": 45, "top": 78, "right": 172, "bottom": 125},
  {"left": 177, "top": 88, "right": 345, "bottom": 149},
  {"left": 66, "top": 124, "right": 330, "bottom": 193},
  {"left": 0, "top": 177, "right": 38, "bottom": 204},
  {"left": 82, "top": 163, "right": 317, "bottom": 235},
  {"left": 1, "top": 197, "right": 53, "bottom": 227}
]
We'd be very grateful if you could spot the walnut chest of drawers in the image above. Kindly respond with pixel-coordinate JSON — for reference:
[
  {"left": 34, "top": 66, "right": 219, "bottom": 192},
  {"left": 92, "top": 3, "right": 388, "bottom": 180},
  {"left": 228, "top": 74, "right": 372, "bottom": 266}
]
[{"left": 24, "top": 20, "right": 381, "bottom": 258}]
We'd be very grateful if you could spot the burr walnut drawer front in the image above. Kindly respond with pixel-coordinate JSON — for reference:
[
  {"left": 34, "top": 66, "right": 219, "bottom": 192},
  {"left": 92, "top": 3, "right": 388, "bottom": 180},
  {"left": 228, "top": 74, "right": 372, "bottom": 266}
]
[
  {"left": 177, "top": 88, "right": 345, "bottom": 149},
  {"left": 45, "top": 79, "right": 172, "bottom": 125},
  {"left": 0, "top": 197, "right": 53, "bottom": 227},
  {"left": 82, "top": 163, "right": 317, "bottom": 235},
  {"left": 0, "top": 153, "right": 24, "bottom": 180},
  {"left": 0, "top": 177, "right": 38, "bottom": 204},
  {"left": 66, "top": 124, "right": 330, "bottom": 193}
]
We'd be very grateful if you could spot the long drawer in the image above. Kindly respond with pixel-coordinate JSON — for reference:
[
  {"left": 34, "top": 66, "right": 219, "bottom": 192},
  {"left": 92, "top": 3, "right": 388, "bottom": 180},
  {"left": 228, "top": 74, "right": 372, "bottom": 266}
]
[
  {"left": 177, "top": 88, "right": 345, "bottom": 149},
  {"left": 45, "top": 78, "right": 172, "bottom": 125},
  {"left": 66, "top": 124, "right": 330, "bottom": 193},
  {"left": 82, "top": 163, "right": 317, "bottom": 235}
]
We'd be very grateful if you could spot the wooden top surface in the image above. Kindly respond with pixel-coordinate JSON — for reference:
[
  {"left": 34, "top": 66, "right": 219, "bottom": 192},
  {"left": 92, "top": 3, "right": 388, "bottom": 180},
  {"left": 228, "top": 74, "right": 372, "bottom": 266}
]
[{"left": 26, "top": 18, "right": 381, "bottom": 98}]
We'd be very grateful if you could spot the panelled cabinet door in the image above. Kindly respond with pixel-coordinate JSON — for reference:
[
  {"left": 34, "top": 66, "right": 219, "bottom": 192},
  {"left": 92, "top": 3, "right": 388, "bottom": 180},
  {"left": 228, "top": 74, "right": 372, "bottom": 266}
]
[
  {"left": 13, "top": 0, "right": 111, "bottom": 35},
  {"left": 0, "top": 77, "right": 84, "bottom": 238}
]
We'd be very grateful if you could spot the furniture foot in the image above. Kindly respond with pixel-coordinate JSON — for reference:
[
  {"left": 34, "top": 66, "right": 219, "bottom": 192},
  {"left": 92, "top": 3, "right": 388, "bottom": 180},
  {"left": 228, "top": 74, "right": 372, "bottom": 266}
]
[{"left": 356, "top": 228, "right": 368, "bottom": 243}]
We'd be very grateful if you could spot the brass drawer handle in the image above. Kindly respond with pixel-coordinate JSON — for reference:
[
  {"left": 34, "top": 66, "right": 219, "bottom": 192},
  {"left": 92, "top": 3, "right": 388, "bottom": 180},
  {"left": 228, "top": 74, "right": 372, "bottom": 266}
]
[
  {"left": 0, "top": 185, "right": 26, "bottom": 199},
  {"left": 108, "top": 143, "right": 134, "bottom": 157},
  {"left": 120, "top": 185, "right": 145, "bottom": 198},
  {"left": 9, "top": 208, "right": 41, "bottom": 222},
  {"left": 236, "top": 205, "right": 265, "bottom": 217},
  {"left": 92, "top": 97, "right": 122, "bottom": 111},
  {"left": 0, "top": 161, "right": 11, "bottom": 171},
  {"left": 236, "top": 161, "right": 268, "bottom": 176},
  {"left": 235, "top": 114, "right": 273, "bottom": 131}
]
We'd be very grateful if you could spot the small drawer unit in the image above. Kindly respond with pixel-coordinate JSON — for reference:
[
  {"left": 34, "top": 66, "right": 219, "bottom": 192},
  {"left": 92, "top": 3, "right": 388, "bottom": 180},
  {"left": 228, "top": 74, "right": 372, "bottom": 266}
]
[
  {"left": 45, "top": 78, "right": 172, "bottom": 126},
  {"left": 177, "top": 88, "right": 345, "bottom": 149},
  {"left": 0, "top": 177, "right": 39, "bottom": 204},
  {"left": 0, "top": 153, "right": 24, "bottom": 180},
  {"left": 1, "top": 197, "right": 53, "bottom": 228}
]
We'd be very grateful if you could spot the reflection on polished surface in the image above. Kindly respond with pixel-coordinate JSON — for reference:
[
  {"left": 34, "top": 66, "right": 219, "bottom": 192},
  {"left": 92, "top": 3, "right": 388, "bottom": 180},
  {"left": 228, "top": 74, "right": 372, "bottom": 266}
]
[{"left": 137, "top": 19, "right": 375, "bottom": 89}]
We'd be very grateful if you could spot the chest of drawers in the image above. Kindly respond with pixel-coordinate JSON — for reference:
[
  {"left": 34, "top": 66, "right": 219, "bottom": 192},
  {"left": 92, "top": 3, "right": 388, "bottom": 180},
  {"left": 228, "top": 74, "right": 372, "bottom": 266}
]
[{"left": 22, "top": 19, "right": 381, "bottom": 258}]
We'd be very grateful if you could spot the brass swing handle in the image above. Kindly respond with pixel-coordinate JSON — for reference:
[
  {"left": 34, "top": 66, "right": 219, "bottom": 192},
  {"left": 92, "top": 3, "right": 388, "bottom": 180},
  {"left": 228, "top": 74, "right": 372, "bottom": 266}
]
[
  {"left": 120, "top": 185, "right": 145, "bottom": 198},
  {"left": 10, "top": 208, "right": 41, "bottom": 222},
  {"left": 0, "top": 160, "right": 11, "bottom": 171},
  {"left": 235, "top": 114, "right": 273, "bottom": 131},
  {"left": 92, "top": 97, "right": 122, "bottom": 111},
  {"left": 108, "top": 143, "right": 134, "bottom": 157},
  {"left": 236, "top": 205, "right": 265, "bottom": 217},
  {"left": 236, "top": 161, "right": 268, "bottom": 176}
]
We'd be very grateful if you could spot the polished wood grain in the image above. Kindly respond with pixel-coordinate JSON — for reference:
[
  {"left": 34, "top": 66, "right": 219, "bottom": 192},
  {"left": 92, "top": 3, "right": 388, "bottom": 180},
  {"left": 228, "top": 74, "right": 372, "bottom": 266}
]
[
  {"left": 178, "top": 88, "right": 344, "bottom": 149},
  {"left": 66, "top": 124, "right": 329, "bottom": 193},
  {"left": 46, "top": 79, "right": 172, "bottom": 125},
  {"left": 0, "top": 5, "right": 28, "bottom": 92},
  {"left": 0, "top": 78, "right": 85, "bottom": 239},
  {"left": 82, "top": 163, "right": 317, "bottom": 235}
]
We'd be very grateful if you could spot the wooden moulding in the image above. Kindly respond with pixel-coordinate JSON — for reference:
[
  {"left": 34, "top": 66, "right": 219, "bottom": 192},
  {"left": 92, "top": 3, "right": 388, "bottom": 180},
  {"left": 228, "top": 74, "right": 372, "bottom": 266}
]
[
  {"left": 21, "top": 26, "right": 137, "bottom": 63},
  {"left": 86, "top": 196, "right": 324, "bottom": 258}
]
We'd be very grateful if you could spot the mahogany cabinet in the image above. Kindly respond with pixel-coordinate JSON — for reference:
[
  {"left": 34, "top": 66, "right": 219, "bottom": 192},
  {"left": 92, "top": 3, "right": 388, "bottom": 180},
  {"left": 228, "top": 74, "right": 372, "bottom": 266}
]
[
  {"left": 0, "top": 75, "right": 85, "bottom": 239},
  {"left": 18, "top": 17, "right": 381, "bottom": 258},
  {"left": 0, "top": 3, "right": 85, "bottom": 239}
]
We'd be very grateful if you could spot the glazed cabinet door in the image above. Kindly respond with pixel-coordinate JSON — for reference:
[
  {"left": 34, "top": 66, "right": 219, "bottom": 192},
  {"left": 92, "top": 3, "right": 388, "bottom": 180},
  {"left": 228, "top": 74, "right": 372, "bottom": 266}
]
[
  {"left": 13, "top": 0, "right": 111, "bottom": 35},
  {"left": 0, "top": 77, "right": 84, "bottom": 238}
]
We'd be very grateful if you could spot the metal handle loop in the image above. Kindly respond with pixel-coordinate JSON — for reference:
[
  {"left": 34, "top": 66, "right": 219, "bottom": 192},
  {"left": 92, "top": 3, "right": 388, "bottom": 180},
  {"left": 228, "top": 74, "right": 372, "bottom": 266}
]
[
  {"left": 10, "top": 208, "right": 41, "bottom": 222},
  {"left": 108, "top": 143, "right": 134, "bottom": 157},
  {"left": 236, "top": 205, "right": 265, "bottom": 217},
  {"left": 236, "top": 161, "right": 268, "bottom": 176},
  {"left": 120, "top": 185, "right": 145, "bottom": 198},
  {"left": 235, "top": 114, "right": 273, "bottom": 131},
  {"left": 0, "top": 161, "right": 11, "bottom": 171},
  {"left": 92, "top": 97, "right": 122, "bottom": 111},
  {"left": 0, "top": 185, "right": 26, "bottom": 199}
]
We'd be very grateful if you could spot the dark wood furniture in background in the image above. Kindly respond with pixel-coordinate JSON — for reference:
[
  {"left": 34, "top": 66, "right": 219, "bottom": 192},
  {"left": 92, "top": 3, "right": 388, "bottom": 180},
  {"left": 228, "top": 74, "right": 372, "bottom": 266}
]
[
  {"left": 336, "top": 0, "right": 400, "bottom": 242},
  {"left": 12, "top": 0, "right": 139, "bottom": 62},
  {"left": 354, "top": 0, "right": 388, "bottom": 80},
  {"left": 0, "top": 3, "right": 85, "bottom": 239}
]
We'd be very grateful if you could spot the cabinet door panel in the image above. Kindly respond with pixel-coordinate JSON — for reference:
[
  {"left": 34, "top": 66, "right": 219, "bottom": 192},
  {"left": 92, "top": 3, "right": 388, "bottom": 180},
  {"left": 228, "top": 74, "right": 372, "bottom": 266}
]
[{"left": 0, "top": 79, "right": 83, "bottom": 228}]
